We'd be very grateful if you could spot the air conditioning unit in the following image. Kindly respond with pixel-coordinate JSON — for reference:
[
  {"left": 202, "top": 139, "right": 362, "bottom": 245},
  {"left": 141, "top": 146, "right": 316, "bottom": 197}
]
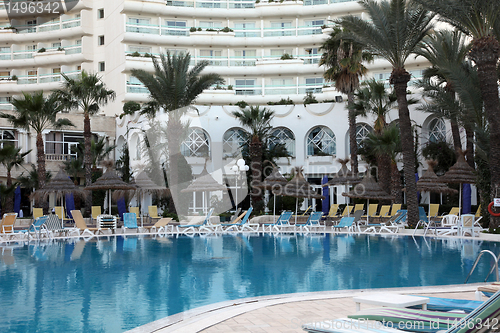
[{"left": 335, "top": 95, "right": 343, "bottom": 103}]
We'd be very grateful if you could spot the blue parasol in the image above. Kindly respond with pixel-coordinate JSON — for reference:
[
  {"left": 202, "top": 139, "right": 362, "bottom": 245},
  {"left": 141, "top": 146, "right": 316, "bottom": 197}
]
[
  {"left": 65, "top": 193, "right": 75, "bottom": 219},
  {"left": 462, "top": 184, "right": 471, "bottom": 214},
  {"left": 321, "top": 175, "right": 329, "bottom": 215},
  {"left": 117, "top": 197, "right": 126, "bottom": 220},
  {"left": 14, "top": 186, "right": 21, "bottom": 214}
]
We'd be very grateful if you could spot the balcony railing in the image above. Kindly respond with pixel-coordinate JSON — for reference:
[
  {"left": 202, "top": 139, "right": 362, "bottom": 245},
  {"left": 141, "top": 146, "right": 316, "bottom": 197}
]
[
  {"left": 45, "top": 154, "right": 76, "bottom": 161},
  {"left": 15, "top": 19, "right": 81, "bottom": 34},
  {"left": 164, "top": 0, "right": 355, "bottom": 7},
  {"left": 15, "top": 71, "right": 81, "bottom": 85}
]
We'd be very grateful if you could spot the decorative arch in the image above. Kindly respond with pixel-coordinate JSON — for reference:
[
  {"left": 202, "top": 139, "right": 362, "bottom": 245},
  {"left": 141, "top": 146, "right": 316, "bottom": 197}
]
[
  {"left": 223, "top": 127, "right": 248, "bottom": 158},
  {"left": 181, "top": 127, "right": 211, "bottom": 157}
]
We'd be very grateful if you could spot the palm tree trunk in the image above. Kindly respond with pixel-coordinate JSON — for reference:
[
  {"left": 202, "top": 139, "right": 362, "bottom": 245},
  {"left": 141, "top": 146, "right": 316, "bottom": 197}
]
[
  {"left": 84, "top": 111, "right": 92, "bottom": 215},
  {"left": 450, "top": 118, "right": 462, "bottom": 156},
  {"left": 390, "top": 162, "right": 402, "bottom": 204},
  {"left": 470, "top": 36, "right": 500, "bottom": 230},
  {"left": 4, "top": 169, "right": 13, "bottom": 213},
  {"left": 391, "top": 68, "right": 418, "bottom": 228},
  {"left": 377, "top": 153, "right": 391, "bottom": 196},
  {"left": 250, "top": 137, "right": 263, "bottom": 203},
  {"left": 167, "top": 118, "right": 181, "bottom": 214},
  {"left": 348, "top": 92, "right": 359, "bottom": 175},
  {"left": 465, "top": 126, "right": 475, "bottom": 169},
  {"left": 36, "top": 132, "right": 47, "bottom": 212}
]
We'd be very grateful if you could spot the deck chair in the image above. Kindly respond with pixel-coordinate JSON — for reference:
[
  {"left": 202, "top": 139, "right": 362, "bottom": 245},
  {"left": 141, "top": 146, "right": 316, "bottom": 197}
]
[
  {"left": 448, "top": 207, "right": 460, "bottom": 216},
  {"left": 475, "top": 205, "right": 481, "bottom": 218},
  {"left": 364, "top": 210, "right": 407, "bottom": 234},
  {"left": 326, "top": 204, "right": 339, "bottom": 219},
  {"left": 362, "top": 204, "right": 378, "bottom": 220},
  {"left": 332, "top": 216, "right": 356, "bottom": 233},
  {"left": 409, "top": 296, "right": 482, "bottom": 313},
  {"left": 143, "top": 217, "right": 173, "bottom": 234},
  {"left": 372, "top": 205, "right": 390, "bottom": 220},
  {"left": 262, "top": 211, "right": 293, "bottom": 233},
  {"left": 177, "top": 208, "right": 214, "bottom": 234},
  {"left": 389, "top": 204, "right": 401, "bottom": 217},
  {"left": 354, "top": 204, "right": 364, "bottom": 214},
  {"left": 221, "top": 207, "right": 257, "bottom": 232},
  {"left": 123, "top": 212, "right": 144, "bottom": 233},
  {"left": 55, "top": 206, "right": 66, "bottom": 223},
  {"left": 91, "top": 206, "right": 101, "bottom": 223},
  {"left": 71, "top": 210, "right": 98, "bottom": 237},
  {"left": 16, "top": 215, "right": 49, "bottom": 240},
  {"left": 303, "top": 290, "right": 500, "bottom": 333},
  {"left": 33, "top": 208, "right": 43, "bottom": 220},
  {"left": 129, "top": 206, "right": 139, "bottom": 216},
  {"left": 300, "top": 211, "right": 325, "bottom": 233},
  {"left": 43, "top": 214, "right": 79, "bottom": 238},
  {"left": 0, "top": 213, "right": 18, "bottom": 241},
  {"left": 429, "top": 203, "right": 440, "bottom": 219},
  {"left": 301, "top": 206, "right": 312, "bottom": 216},
  {"left": 340, "top": 205, "right": 353, "bottom": 218},
  {"left": 148, "top": 206, "right": 160, "bottom": 224}
]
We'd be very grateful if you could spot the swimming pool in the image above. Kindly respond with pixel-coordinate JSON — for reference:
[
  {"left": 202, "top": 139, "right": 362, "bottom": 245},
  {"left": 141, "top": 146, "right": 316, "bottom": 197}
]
[{"left": 0, "top": 234, "right": 498, "bottom": 332}]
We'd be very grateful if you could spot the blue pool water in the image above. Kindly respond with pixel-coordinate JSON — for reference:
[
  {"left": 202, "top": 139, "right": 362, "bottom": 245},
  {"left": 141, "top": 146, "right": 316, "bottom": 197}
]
[{"left": 0, "top": 234, "right": 499, "bottom": 332}]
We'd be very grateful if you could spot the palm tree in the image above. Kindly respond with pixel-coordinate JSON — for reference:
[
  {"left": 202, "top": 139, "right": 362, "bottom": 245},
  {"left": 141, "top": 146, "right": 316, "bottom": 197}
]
[
  {"left": 0, "top": 145, "right": 30, "bottom": 212},
  {"left": 56, "top": 70, "right": 116, "bottom": 212},
  {"left": 414, "top": 0, "right": 500, "bottom": 228},
  {"left": 361, "top": 124, "right": 402, "bottom": 203},
  {"left": 232, "top": 106, "right": 275, "bottom": 201},
  {"left": 320, "top": 26, "right": 373, "bottom": 174},
  {"left": 414, "top": 30, "right": 471, "bottom": 159},
  {"left": 338, "top": 0, "right": 434, "bottom": 227},
  {"left": 349, "top": 79, "right": 397, "bottom": 195},
  {"left": 130, "top": 52, "right": 224, "bottom": 211},
  {"left": 0, "top": 92, "right": 74, "bottom": 191}
]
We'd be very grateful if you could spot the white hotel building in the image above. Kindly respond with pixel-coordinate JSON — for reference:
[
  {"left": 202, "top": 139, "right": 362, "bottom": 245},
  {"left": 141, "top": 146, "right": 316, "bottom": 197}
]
[{"left": 0, "top": 0, "right": 468, "bottom": 212}]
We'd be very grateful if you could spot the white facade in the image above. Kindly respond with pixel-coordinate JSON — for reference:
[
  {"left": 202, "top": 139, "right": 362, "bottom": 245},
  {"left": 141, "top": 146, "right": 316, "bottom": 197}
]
[{"left": 0, "top": 0, "right": 472, "bottom": 211}]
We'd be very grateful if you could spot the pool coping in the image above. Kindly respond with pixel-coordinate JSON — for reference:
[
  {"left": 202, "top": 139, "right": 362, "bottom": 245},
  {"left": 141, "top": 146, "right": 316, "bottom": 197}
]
[{"left": 127, "top": 283, "right": 485, "bottom": 333}]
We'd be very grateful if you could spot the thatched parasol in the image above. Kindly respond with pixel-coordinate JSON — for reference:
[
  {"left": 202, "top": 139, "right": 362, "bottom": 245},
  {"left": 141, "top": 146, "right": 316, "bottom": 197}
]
[
  {"left": 181, "top": 164, "right": 227, "bottom": 214},
  {"left": 343, "top": 176, "right": 394, "bottom": 224},
  {"left": 273, "top": 167, "right": 325, "bottom": 224},
  {"left": 411, "top": 160, "right": 458, "bottom": 220},
  {"left": 323, "top": 158, "right": 362, "bottom": 217},
  {"left": 85, "top": 161, "right": 136, "bottom": 214},
  {"left": 438, "top": 151, "right": 476, "bottom": 216},
  {"left": 32, "top": 168, "right": 86, "bottom": 201},
  {"left": 252, "top": 164, "right": 288, "bottom": 223}
]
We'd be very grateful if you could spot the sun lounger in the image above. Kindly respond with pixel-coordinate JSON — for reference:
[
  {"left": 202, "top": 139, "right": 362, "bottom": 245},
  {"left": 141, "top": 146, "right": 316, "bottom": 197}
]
[
  {"left": 16, "top": 215, "right": 49, "bottom": 240},
  {"left": 33, "top": 208, "right": 43, "bottom": 220},
  {"left": 43, "top": 214, "right": 79, "bottom": 238},
  {"left": 221, "top": 207, "right": 258, "bottom": 232},
  {"left": 477, "top": 282, "right": 500, "bottom": 299},
  {"left": 303, "top": 290, "right": 500, "bottom": 333},
  {"left": 332, "top": 216, "right": 356, "bottom": 233},
  {"left": 262, "top": 211, "right": 293, "bottom": 233},
  {"left": 373, "top": 205, "right": 391, "bottom": 220},
  {"left": 408, "top": 296, "right": 482, "bottom": 313},
  {"left": 143, "top": 218, "right": 173, "bottom": 234},
  {"left": 148, "top": 205, "right": 161, "bottom": 224},
  {"left": 177, "top": 208, "right": 214, "bottom": 235},
  {"left": 123, "top": 212, "right": 145, "bottom": 233},
  {"left": 0, "top": 213, "right": 18, "bottom": 241},
  {"left": 301, "top": 211, "right": 325, "bottom": 233},
  {"left": 71, "top": 210, "right": 99, "bottom": 237},
  {"left": 364, "top": 210, "right": 407, "bottom": 234}
]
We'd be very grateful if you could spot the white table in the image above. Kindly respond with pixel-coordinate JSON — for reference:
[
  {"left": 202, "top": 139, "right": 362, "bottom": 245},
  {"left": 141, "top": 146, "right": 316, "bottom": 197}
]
[{"left": 352, "top": 293, "right": 429, "bottom": 312}]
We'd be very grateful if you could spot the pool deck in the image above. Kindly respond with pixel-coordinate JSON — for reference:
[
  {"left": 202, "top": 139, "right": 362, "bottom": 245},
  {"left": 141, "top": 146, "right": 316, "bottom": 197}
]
[{"left": 128, "top": 283, "right": 485, "bottom": 333}]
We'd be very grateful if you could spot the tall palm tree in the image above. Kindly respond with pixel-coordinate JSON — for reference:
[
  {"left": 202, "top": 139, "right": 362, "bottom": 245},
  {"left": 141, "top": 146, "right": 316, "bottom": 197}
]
[
  {"left": 414, "top": 0, "right": 500, "bottom": 228},
  {"left": 414, "top": 30, "right": 471, "bottom": 159},
  {"left": 0, "top": 92, "right": 74, "bottom": 191},
  {"left": 56, "top": 70, "right": 116, "bottom": 212},
  {"left": 320, "top": 26, "right": 373, "bottom": 174},
  {"left": 0, "top": 145, "right": 30, "bottom": 212},
  {"left": 349, "top": 79, "right": 397, "bottom": 195},
  {"left": 130, "top": 52, "right": 224, "bottom": 211},
  {"left": 233, "top": 106, "right": 274, "bottom": 201},
  {"left": 338, "top": 0, "right": 434, "bottom": 227}
]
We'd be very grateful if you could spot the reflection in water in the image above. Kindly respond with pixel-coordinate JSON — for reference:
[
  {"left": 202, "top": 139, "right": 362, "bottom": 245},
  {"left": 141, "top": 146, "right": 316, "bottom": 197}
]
[{"left": 0, "top": 235, "right": 498, "bottom": 332}]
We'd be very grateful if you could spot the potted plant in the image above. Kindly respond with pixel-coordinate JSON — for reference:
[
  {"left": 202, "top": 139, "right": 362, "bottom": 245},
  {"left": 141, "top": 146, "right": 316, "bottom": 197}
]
[
  {"left": 37, "top": 48, "right": 46, "bottom": 53},
  {"left": 190, "top": 27, "right": 197, "bottom": 32}
]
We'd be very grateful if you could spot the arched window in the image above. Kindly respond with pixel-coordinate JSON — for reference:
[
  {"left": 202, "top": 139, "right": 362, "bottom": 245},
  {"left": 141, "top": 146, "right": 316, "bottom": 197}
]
[
  {"left": 356, "top": 123, "right": 372, "bottom": 146},
  {"left": 223, "top": 128, "right": 248, "bottom": 158},
  {"left": 307, "top": 126, "right": 336, "bottom": 156},
  {"left": 181, "top": 128, "right": 210, "bottom": 157},
  {"left": 429, "top": 118, "right": 446, "bottom": 143},
  {"left": 269, "top": 127, "right": 295, "bottom": 157},
  {"left": 0, "top": 129, "right": 17, "bottom": 148}
]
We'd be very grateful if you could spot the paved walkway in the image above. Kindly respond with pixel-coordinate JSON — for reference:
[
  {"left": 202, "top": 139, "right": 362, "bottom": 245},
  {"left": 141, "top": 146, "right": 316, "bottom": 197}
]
[{"left": 129, "top": 284, "right": 484, "bottom": 333}]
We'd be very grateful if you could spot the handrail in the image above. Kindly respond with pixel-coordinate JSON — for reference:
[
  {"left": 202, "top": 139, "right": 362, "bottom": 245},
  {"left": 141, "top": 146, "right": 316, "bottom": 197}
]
[{"left": 465, "top": 250, "right": 499, "bottom": 283}]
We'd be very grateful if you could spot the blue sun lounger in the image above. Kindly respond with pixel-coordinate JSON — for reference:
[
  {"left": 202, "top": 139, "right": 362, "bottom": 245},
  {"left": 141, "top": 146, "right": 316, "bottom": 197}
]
[
  {"left": 303, "top": 290, "right": 500, "bottom": 333},
  {"left": 408, "top": 296, "right": 482, "bottom": 313}
]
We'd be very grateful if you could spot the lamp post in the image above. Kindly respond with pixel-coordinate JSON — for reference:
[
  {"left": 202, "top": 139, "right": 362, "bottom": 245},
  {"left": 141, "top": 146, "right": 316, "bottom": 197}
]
[{"left": 231, "top": 158, "right": 249, "bottom": 210}]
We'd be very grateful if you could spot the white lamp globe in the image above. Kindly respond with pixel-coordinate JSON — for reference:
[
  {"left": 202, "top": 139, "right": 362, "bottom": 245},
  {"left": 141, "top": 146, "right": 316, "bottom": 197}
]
[
  {"left": 231, "top": 165, "right": 239, "bottom": 172},
  {"left": 243, "top": 165, "right": 249, "bottom": 171},
  {"left": 237, "top": 158, "right": 246, "bottom": 167}
]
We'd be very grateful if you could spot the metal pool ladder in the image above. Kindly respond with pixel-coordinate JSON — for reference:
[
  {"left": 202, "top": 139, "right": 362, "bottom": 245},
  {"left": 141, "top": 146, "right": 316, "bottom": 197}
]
[{"left": 465, "top": 250, "right": 499, "bottom": 283}]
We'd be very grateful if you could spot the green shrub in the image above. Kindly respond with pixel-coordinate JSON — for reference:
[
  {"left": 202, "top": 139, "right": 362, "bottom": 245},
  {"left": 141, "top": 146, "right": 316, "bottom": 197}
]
[
  {"left": 267, "top": 97, "right": 294, "bottom": 105},
  {"left": 221, "top": 27, "right": 233, "bottom": 33},
  {"left": 37, "top": 48, "right": 46, "bottom": 53},
  {"left": 303, "top": 92, "right": 318, "bottom": 105},
  {"left": 236, "top": 100, "right": 249, "bottom": 108},
  {"left": 190, "top": 27, "right": 197, "bottom": 32},
  {"left": 280, "top": 53, "right": 293, "bottom": 60},
  {"left": 128, "top": 51, "right": 141, "bottom": 57}
]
